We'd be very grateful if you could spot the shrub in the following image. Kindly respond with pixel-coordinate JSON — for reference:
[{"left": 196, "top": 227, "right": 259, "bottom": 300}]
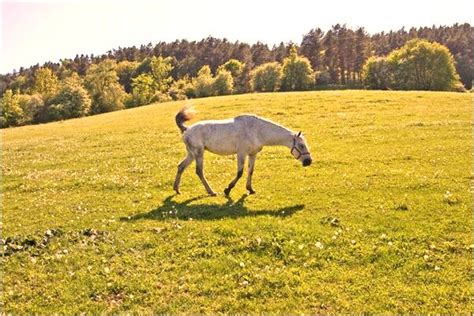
[
  {"left": 46, "top": 103, "right": 67, "bottom": 121},
  {"left": 363, "top": 39, "right": 463, "bottom": 91},
  {"left": 116, "top": 60, "right": 139, "bottom": 93},
  {"left": 48, "top": 82, "right": 92, "bottom": 120},
  {"left": 192, "top": 66, "right": 215, "bottom": 98},
  {"left": 128, "top": 74, "right": 155, "bottom": 107},
  {"left": 169, "top": 78, "right": 191, "bottom": 100},
  {"left": 213, "top": 70, "right": 234, "bottom": 95},
  {"left": 362, "top": 57, "right": 393, "bottom": 90},
  {"left": 151, "top": 91, "right": 172, "bottom": 103},
  {"left": 388, "top": 39, "right": 461, "bottom": 91},
  {"left": 315, "top": 70, "right": 331, "bottom": 85},
  {"left": 217, "top": 59, "right": 245, "bottom": 77},
  {"left": 250, "top": 62, "right": 282, "bottom": 92},
  {"left": 0, "top": 90, "right": 24, "bottom": 127},
  {"left": 280, "top": 46, "right": 315, "bottom": 91},
  {"left": 17, "top": 93, "right": 44, "bottom": 124}
]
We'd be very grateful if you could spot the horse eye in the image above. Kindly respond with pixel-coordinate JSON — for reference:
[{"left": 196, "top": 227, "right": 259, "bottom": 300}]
[{"left": 299, "top": 144, "right": 304, "bottom": 149}]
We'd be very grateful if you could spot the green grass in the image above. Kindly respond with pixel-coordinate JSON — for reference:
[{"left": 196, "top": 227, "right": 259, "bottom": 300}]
[{"left": 1, "top": 90, "right": 472, "bottom": 313}]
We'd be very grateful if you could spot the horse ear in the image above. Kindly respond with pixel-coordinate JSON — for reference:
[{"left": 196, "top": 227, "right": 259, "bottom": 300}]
[{"left": 297, "top": 131, "right": 302, "bottom": 137}]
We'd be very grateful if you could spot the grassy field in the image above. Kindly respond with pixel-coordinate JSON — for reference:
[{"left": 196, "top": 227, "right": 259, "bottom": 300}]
[{"left": 1, "top": 90, "right": 472, "bottom": 313}]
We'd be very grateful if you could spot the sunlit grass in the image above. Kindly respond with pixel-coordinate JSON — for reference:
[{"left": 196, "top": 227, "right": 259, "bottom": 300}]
[{"left": 1, "top": 90, "right": 471, "bottom": 313}]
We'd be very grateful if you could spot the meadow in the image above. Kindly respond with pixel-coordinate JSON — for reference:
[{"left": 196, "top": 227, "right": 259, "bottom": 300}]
[{"left": 1, "top": 90, "right": 472, "bottom": 313}]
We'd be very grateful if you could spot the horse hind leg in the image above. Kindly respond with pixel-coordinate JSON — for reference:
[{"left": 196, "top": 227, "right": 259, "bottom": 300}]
[
  {"left": 173, "top": 151, "right": 194, "bottom": 194},
  {"left": 194, "top": 149, "right": 217, "bottom": 196},
  {"left": 224, "top": 153, "right": 246, "bottom": 196},
  {"left": 246, "top": 154, "right": 257, "bottom": 194}
]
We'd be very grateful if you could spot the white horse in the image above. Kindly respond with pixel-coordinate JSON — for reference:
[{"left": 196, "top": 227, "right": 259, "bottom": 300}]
[{"left": 173, "top": 107, "right": 312, "bottom": 196}]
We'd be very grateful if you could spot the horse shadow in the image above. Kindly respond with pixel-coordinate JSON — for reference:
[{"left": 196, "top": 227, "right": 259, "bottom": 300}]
[{"left": 121, "top": 194, "right": 304, "bottom": 221}]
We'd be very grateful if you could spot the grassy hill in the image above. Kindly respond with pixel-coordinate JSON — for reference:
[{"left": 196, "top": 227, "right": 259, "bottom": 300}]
[{"left": 1, "top": 90, "right": 471, "bottom": 313}]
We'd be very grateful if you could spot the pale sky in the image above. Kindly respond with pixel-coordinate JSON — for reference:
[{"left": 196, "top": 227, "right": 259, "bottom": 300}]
[{"left": 1, "top": 0, "right": 473, "bottom": 74}]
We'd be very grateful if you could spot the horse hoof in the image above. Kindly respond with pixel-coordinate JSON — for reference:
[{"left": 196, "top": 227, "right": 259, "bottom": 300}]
[
  {"left": 248, "top": 189, "right": 256, "bottom": 195},
  {"left": 174, "top": 189, "right": 181, "bottom": 194},
  {"left": 224, "top": 188, "right": 231, "bottom": 196},
  {"left": 209, "top": 191, "right": 217, "bottom": 197}
]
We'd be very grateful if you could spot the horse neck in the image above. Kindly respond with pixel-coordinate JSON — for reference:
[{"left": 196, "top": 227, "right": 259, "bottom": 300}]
[{"left": 258, "top": 120, "right": 294, "bottom": 148}]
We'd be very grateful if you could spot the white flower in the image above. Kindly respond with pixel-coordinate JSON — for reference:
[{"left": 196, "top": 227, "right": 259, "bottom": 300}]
[
  {"left": 239, "top": 262, "right": 245, "bottom": 268},
  {"left": 315, "top": 241, "right": 324, "bottom": 249},
  {"left": 298, "top": 244, "right": 304, "bottom": 250},
  {"left": 434, "top": 266, "right": 441, "bottom": 271},
  {"left": 388, "top": 241, "right": 393, "bottom": 246},
  {"left": 423, "top": 255, "right": 429, "bottom": 260}
]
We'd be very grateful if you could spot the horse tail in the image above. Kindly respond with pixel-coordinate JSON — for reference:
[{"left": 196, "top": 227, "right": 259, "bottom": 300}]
[{"left": 175, "top": 106, "right": 195, "bottom": 133}]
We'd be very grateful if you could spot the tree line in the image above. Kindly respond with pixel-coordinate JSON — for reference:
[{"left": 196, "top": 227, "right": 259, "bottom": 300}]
[{"left": 0, "top": 23, "right": 472, "bottom": 127}]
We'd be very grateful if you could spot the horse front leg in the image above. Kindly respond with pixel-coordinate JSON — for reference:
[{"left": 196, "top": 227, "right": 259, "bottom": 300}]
[
  {"left": 246, "top": 154, "right": 257, "bottom": 194},
  {"left": 224, "top": 153, "right": 246, "bottom": 196},
  {"left": 195, "top": 151, "right": 217, "bottom": 196}
]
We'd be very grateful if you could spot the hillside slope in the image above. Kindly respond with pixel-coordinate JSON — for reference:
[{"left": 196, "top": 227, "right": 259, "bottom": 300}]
[{"left": 1, "top": 91, "right": 472, "bottom": 313}]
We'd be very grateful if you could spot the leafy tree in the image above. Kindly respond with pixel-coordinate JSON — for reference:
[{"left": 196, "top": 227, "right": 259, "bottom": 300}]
[
  {"left": 10, "top": 75, "right": 30, "bottom": 94},
  {"left": 129, "top": 73, "right": 155, "bottom": 107},
  {"left": 217, "top": 59, "right": 245, "bottom": 77},
  {"left": 169, "top": 78, "right": 191, "bottom": 100},
  {"left": 134, "top": 57, "right": 153, "bottom": 76},
  {"left": 231, "top": 43, "right": 253, "bottom": 69},
  {"left": 192, "top": 66, "right": 215, "bottom": 98},
  {"left": 251, "top": 42, "right": 273, "bottom": 65},
  {"left": 387, "top": 39, "right": 462, "bottom": 91},
  {"left": 127, "top": 56, "right": 174, "bottom": 106},
  {"left": 250, "top": 62, "right": 282, "bottom": 92},
  {"left": 85, "top": 60, "right": 125, "bottom": 113},
  {"left": 213, "top": 69, "right": 234, "bottom": 95},
  {"left": 322, "top": 30, "right": 338, "bottom": 83},
  {"left": 363, "top": 40, "right": 462, "bottom": 91},
  {"left": 1, "top": 23, "right": 473, "bottom": 128},
  {"left": 0, "top": 90, "right": 24, "bottom": 127},
  {"left": 149, "top": 56, "right": 174, "bottom": 92},
  {"left": 48, "top": 81, "right": 92, "bottom": 119},
  {"left": 300, "top": 28, "right": 324, "bottom": 71},
  {"left": 280, "top": 46, "right": 314, "bottom": 91},
  {"left": 175, "top": 56, "right": 202, "bottom": 78},
  {"left": 273, "top": 42, "right": 288, "bottom": 63},
  {"left": 362, "top": 57, "right": 393, "bottom": 89},
  {"left": 353, "top": 27, "right": 369, "bottom": 81},
  {"left": 32, "top": 67, "right": 59, "bottom": 101},
  {"left": 17, "top": 93, "right": 44, "bottom": 124},
  {"left": 116, "top": 60, "right": 139, "bottom": 93}
]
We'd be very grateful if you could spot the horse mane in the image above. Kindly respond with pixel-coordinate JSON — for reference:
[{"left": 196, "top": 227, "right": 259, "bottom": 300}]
[{"left": 238, "top": 114, "right": 295, "bottom": 134}]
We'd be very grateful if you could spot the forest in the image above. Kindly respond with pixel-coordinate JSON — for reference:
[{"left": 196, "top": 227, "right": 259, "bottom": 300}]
[{"left": 0, "top": 23, "right": 472, "bottom": 127}]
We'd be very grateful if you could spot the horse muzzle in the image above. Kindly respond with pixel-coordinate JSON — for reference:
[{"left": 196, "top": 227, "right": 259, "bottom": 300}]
[{"left": 302, "top": 157, "right": 312, "bottom": 167}]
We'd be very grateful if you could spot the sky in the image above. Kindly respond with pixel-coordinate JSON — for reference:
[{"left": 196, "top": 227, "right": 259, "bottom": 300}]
[{"left": 1, "top": 0, "right": 473, "bottom": 74}]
